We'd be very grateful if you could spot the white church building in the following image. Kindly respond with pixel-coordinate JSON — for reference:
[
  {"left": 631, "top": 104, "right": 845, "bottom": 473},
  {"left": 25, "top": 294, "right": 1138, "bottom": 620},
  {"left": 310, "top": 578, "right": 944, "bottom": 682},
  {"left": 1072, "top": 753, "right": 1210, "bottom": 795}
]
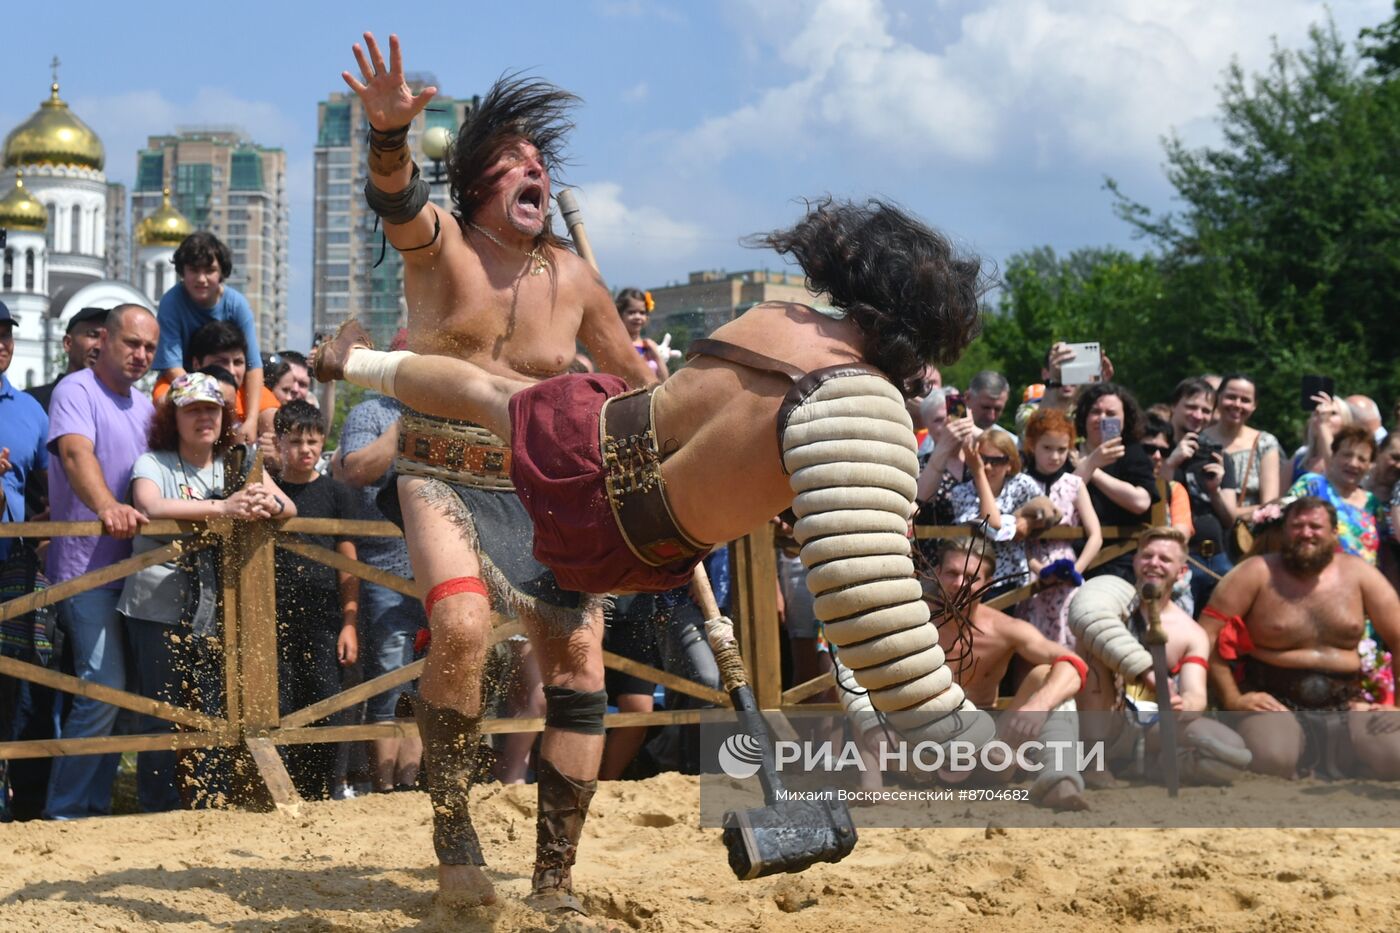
[{"left": 0, "top": 76, "right": 186, "bottom": 387}]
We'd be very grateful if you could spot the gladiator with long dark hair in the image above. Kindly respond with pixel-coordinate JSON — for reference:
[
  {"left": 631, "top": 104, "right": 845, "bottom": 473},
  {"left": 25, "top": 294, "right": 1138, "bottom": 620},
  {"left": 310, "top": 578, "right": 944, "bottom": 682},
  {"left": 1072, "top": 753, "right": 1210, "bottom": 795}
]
[
  {"left": 746, "top": 198, "right": 988, "bottom": 393},
  {"left": 448, "top": 73, "right": 578, "bottom": 246}
]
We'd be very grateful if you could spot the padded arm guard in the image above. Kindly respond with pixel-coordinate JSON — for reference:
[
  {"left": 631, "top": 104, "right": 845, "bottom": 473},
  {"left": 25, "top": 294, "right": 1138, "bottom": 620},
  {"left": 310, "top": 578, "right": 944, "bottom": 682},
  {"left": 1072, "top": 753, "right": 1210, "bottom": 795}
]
[
  {"left": 1066, "top": 576, "right": 1153, "bottom": 681},
  {"left": 781, "top": 369, "right": 994, "bottom": 748}
]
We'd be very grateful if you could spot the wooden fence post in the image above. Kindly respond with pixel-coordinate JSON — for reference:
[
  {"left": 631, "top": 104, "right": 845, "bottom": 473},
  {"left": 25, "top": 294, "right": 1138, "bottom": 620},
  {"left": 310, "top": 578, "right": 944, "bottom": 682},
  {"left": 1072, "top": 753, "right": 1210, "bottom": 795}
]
[{"left": 730, "top": 523, "right": 782, "bottom": 711}]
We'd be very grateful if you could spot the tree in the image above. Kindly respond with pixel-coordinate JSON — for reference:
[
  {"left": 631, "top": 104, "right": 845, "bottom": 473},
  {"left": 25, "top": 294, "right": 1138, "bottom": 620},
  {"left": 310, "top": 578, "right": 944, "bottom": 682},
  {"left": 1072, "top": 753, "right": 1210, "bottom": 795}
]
[
  {"left": 962, "top": 247, "right": 1169, "bottom": 399},
  {"left": 1107, "top": 17, "right": 1400, "bottom": 441}
]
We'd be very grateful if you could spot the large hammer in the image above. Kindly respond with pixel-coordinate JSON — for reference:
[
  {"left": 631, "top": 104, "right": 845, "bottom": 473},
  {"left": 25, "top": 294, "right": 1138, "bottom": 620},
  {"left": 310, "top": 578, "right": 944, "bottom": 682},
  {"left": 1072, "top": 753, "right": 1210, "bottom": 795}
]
[{"left": 555, "top": 190, "right": 857, "bottom": 879}]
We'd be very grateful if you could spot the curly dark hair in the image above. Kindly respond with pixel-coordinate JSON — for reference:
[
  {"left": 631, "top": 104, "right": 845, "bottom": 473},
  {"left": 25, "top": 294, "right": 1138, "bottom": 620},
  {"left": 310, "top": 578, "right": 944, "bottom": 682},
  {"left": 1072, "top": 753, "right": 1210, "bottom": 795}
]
[
  {"left": 172, "top": 232, "right": 234, "bottom": 280},
  {"left": 274, "top": 399, "right": 325, "bottom": 437},
  {"left": 1073, "top": 381, "right": 1146, "bottom": 443},
  {"left": 448, "top": 73, "right": 577, "bottom": 244},
  {"left": 746, "top": 198, "right": 987, "bottom": 393},
  {"left": 148, "top": 395, "right": 240, "bottom": 455}
]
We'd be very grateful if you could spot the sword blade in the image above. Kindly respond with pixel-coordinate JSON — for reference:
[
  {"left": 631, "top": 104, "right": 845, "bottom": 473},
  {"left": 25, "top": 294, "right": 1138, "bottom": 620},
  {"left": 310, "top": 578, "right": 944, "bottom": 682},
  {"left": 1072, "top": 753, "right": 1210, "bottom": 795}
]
[{"left": 1149, "top": 642, "right": 1181, "bottom": 797}]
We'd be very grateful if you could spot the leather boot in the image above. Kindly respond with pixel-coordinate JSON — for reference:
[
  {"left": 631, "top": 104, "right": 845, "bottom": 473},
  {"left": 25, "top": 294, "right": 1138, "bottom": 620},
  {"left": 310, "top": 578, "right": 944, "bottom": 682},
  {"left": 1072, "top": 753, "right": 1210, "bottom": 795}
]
[
  {"left": 528, "top": 757, "right": 598, "bottom": 913},
  {"left": 411, "top": 695, "right": 487, "bottom": 866}
]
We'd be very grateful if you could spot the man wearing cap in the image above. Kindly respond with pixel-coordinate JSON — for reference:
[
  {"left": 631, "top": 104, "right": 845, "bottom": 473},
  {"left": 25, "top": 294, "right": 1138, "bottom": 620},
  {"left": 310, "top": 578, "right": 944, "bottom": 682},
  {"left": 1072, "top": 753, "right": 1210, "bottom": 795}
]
[
  {"left": 43, "top": 303, "right": 158, "bottom": 820},
  {"left": 26, "top": 305, "right": 108, "bottom": 414}
]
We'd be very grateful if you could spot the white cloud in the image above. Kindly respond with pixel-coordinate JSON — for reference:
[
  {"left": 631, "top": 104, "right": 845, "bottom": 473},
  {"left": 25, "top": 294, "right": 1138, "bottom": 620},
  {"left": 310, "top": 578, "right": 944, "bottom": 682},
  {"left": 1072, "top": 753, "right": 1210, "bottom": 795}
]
[
  {"left": 623, "top": 81, "right": 650, "bottom": 103},
  {"left": 681, "top": 0, "right": 1392, "bottom": 168},
  {"left": 562, "top": 181, "right": 708, "bottom": 282}
]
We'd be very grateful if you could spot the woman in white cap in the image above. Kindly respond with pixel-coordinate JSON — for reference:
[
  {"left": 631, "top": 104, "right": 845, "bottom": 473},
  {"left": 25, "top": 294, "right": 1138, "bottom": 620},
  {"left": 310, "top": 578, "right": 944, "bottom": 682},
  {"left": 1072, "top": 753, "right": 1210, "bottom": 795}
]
[{"left": 117, "top": 372, "right": 294, "bottom": 810}]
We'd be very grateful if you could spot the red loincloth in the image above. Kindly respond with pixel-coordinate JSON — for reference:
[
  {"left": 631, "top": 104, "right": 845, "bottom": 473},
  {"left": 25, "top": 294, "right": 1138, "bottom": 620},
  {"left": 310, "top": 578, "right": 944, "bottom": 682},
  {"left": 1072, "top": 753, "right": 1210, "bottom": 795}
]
[{"left": 507, "top": 373, "right": 705, "bottom": 594}]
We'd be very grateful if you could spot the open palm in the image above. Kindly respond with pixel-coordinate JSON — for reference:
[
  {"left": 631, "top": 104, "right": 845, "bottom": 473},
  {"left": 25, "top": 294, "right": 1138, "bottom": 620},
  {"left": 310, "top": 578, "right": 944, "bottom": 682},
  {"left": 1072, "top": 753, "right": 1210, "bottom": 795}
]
[{"left": 341, "top": 32, "right": 436, "bottom": 131}]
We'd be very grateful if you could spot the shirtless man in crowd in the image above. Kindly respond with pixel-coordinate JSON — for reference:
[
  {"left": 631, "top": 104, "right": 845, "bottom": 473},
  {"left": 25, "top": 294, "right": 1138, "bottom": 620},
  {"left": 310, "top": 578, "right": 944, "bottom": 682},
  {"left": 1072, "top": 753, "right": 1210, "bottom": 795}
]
[
  {"left": 340, "top": 33, "right": 652, "bottom": 914},
  {"left": 1203, "top": 496, "right": 1400, "bottom": 778},
  {"left": 924, "top": 535, "right": 1088, "bottom": 809},
  {"left": 1075, "top": 527, "right": 1244, "bottom": 786}
]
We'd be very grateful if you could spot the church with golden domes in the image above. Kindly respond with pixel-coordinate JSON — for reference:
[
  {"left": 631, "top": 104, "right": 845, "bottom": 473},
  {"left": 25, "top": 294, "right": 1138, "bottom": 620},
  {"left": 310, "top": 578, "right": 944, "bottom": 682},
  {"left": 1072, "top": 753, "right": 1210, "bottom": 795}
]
[{"left": 1, "top": 73, "right": 178, "bottom": 387}]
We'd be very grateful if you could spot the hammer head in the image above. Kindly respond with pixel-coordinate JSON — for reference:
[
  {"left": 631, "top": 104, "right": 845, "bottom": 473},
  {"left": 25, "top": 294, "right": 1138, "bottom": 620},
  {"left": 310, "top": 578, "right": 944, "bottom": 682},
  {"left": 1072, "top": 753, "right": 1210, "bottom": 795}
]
[{"left": 721, "top": 796, "right": 858, "bottom": 880}]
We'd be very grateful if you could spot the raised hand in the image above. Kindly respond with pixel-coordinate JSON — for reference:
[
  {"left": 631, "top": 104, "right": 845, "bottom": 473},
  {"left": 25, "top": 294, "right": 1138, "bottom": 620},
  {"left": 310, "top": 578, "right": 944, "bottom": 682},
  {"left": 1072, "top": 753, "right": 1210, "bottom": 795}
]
[{"left": 342, "top": 32, "right": 437, "bottom": 131}]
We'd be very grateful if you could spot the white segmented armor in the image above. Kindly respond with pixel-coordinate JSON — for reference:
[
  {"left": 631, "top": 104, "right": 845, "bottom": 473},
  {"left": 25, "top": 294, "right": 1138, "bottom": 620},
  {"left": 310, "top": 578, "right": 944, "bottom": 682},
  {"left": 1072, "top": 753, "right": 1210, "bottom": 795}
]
[
  {"left": 1066, "top": 576, "right": 1153, "bottom": 681},
  {"left": 782, "top": 373, "right": 994, "bottom": 749}
]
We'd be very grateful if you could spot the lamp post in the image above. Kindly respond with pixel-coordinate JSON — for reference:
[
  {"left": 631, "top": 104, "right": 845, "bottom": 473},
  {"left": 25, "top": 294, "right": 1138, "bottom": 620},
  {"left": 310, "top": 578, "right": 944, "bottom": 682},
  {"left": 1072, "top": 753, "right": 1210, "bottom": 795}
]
[{"left": 422, "top": 126, "right": 452, "bottom": 186}]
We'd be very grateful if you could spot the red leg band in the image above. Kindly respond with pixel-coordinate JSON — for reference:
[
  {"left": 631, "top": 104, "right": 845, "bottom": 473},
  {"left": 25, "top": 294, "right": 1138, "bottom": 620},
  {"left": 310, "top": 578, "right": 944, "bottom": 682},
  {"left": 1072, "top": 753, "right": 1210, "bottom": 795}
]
[
  {"left": 1054, "top": 654, "right": 1089, "bottom": 690},
  {"left": 424, "top": 576, "right": 489, "bottom": 620}
]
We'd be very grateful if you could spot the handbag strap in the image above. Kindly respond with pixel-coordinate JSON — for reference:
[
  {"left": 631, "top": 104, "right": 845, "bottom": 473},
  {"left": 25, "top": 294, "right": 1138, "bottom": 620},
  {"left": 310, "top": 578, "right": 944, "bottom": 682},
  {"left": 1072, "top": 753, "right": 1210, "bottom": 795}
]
[{"left": 1240, "top": 433, "right": 1261, "bottom": 507}]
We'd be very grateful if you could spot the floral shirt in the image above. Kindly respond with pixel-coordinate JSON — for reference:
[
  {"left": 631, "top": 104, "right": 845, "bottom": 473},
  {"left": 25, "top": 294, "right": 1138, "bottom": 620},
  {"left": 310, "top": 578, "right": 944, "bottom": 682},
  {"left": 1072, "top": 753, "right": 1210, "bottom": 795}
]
[
  {"left": 1288, "top": 472, "right": 1382, "bottom": 565},
  {"left": 950, "top": 472, "right": 1041, "bottom": 588}
]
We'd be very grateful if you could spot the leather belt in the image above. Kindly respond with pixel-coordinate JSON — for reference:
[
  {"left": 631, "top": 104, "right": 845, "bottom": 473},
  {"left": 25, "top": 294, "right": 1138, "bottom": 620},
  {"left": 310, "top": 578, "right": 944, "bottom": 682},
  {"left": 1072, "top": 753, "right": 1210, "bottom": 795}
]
[
  {"left": 395, "top": 413, "right": 514, "bottom": 491},
  {"left": 600, "top": 388, "right": 708, "bottom": 568}
]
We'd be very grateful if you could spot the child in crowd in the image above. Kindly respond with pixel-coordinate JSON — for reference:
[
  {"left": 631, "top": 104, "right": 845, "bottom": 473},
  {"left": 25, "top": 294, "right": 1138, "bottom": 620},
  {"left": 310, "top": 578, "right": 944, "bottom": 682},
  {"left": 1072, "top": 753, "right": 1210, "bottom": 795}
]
[
  {"left": 272, "top": 400, "right": 361, "bottom": 798},
  {"left": 158, "top": 321, "right": 280, "bottom": 433},
  {"left": 1020, "top": 408, "right": 1102, "bottom": 647},
  {"left": 153, "top": 232, "right": 265, "bottom": 443},
  {"left": 118, "top": 373, "right": 294, "bottom": 809}
]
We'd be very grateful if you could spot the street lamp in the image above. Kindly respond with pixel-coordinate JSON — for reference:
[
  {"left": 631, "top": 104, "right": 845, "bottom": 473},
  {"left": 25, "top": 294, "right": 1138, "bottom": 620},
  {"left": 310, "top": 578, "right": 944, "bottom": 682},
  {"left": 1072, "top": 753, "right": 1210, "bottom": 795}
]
[{"left": 422, "top": 126, "right": 452, "bottom": 183}]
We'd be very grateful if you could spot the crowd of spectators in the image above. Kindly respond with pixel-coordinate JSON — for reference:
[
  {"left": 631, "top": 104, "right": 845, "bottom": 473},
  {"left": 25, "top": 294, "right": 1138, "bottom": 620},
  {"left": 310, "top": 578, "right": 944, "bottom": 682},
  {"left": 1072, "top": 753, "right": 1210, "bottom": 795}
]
[
  {"left": 0, "top": 231, "right": 427, "bottom": 820},
  {"left": 6, "top": 250, "right": 1400, "bottom": 817},
  {"left": 908, "top": 346, "right": 1399, "bottom": 715}
]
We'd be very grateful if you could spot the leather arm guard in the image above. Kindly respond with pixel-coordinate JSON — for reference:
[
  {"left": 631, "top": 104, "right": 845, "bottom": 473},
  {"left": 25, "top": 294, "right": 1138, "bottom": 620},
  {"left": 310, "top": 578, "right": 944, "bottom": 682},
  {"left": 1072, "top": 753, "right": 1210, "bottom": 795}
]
[{"left": 364, "top": 163, "right": 431, "bottom": 225}]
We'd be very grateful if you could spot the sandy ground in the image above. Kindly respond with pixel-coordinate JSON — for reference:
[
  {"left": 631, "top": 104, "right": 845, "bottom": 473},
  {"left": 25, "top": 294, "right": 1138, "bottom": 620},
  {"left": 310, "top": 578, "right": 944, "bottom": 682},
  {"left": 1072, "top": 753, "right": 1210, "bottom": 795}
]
[{"left": 2, "top": 772, "right": 1398, "bottom": 932}]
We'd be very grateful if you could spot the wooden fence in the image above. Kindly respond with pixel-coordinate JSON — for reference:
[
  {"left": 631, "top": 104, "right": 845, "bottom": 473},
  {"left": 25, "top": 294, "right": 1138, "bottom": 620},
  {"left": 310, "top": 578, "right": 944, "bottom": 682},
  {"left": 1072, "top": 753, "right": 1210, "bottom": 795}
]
[{"left": 0, "top": 481, "right": 1165, "bottom": 809}]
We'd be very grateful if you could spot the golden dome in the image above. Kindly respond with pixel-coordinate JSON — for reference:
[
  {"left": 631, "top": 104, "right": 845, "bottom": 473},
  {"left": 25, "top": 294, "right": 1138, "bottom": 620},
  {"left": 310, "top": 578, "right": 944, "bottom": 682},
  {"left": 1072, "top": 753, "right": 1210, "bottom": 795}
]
[
  {"left": 136, "top": 188, "right": 193, "bottom": 247},
  {"left": 3, "top": 83, "right": 105, "bottom": 171},
  {"left": 0, "top": 172, "right": 49, "bottom": 232}
]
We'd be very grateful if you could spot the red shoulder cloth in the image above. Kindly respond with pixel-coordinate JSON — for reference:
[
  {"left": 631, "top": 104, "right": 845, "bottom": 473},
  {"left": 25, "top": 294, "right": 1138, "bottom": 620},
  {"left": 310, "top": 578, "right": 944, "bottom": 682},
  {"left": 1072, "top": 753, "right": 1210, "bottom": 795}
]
[{"left": 1201, "top": 606, "right": 1254, "bottom": 661}]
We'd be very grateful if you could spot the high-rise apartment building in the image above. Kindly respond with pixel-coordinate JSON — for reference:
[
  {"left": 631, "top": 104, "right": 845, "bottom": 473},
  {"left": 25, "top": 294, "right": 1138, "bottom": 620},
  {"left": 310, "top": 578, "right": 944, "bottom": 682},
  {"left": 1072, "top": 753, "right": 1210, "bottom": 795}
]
[
  {"left": 313, "top": 76, "right": 476, "bottom": 346},
  {"left": 131, "top": 129, "right": 289, "bottom": 353},
  {"left": 104, "top": 181, "right": 128, "bottom": 282}
]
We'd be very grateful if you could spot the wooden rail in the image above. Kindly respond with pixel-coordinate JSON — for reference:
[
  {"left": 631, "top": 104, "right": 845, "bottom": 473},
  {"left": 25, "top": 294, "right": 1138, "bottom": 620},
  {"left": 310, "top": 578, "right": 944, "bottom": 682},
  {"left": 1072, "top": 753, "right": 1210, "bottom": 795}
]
[{"left": 0, "top": 475, "right": 1166, "bottom": 807}]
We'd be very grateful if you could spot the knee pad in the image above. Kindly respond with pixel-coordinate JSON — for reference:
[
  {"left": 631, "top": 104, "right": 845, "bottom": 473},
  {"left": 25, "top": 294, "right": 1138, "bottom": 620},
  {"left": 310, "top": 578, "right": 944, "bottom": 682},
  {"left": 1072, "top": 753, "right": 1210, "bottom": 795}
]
[
  {"left": 780, "top": 370, "right": 993, "bottom": 750},
  {"left": 1067, "top": 576, "right": 1152, "bottom": 681},
  {"left": 544, "top": 686, "right": 608, "bottom": 735}
]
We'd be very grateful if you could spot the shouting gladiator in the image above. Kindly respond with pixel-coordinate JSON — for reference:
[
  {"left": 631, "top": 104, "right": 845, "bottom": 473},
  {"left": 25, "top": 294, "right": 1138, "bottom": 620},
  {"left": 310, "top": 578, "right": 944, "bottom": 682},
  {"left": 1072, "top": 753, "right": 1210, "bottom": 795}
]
[
  {"left": 339, "top": 34, "right": 653, "bottom": 913},
  {"left": 318, "top": 197, "right": 1014, "bottom": 795}
]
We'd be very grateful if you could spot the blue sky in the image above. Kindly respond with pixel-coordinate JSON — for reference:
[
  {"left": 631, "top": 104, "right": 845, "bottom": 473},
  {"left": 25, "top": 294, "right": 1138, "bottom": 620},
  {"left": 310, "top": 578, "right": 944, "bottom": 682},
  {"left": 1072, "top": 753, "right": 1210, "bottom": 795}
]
[{"left": 4, "top": 0, "right": 1392, "bottom": 349}]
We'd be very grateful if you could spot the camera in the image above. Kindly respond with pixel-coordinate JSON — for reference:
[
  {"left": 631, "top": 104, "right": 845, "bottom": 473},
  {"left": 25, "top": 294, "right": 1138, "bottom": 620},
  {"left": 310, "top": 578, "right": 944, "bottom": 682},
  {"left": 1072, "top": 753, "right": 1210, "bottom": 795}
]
[{"left": 1185, "top": 434, "right": 1223, "bottom": 472}]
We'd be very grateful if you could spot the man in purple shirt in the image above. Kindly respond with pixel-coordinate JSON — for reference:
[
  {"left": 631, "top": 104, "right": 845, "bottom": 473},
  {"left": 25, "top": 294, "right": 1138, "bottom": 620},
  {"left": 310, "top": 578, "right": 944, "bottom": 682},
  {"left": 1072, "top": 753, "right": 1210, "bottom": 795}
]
[{"left": 44, "top": 304, "right": 157, "bottom": 820}]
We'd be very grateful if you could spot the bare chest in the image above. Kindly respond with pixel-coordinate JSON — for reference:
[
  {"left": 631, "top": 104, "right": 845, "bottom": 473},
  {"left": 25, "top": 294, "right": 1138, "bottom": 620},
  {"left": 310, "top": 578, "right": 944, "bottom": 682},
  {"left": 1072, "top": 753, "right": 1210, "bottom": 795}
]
[
  {"left": 1248, "top": 573, "right": 1366, "bottom": 650},
  {"left": 402, "top": 252, "right": 583, "bottom": 379}
]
